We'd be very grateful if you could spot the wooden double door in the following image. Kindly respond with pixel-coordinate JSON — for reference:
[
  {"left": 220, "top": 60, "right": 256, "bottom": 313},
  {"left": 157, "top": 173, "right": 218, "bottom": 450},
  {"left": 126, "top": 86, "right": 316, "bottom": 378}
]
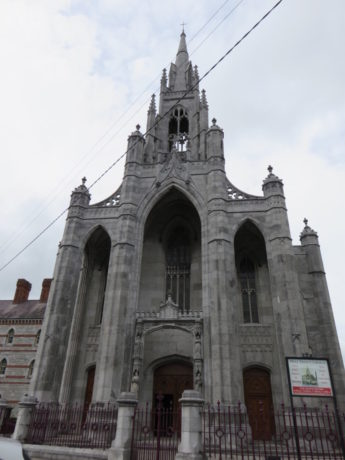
[
  {"left": 153, "top": 362, "right": 193, "bottom": 412},
  {"left": 243, "top": 367, "right": 275, "bottom": 441}
]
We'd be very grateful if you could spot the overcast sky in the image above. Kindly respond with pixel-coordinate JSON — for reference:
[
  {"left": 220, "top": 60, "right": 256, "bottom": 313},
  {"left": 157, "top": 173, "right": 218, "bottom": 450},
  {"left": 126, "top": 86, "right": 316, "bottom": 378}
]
[{"left": 0, "top": 0, "right": 344, "bottom": 360}]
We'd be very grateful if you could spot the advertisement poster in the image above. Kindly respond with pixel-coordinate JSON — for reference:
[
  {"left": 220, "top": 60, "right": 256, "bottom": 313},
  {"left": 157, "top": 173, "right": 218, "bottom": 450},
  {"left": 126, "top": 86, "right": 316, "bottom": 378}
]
[{"left": 287, "top": 358, "right": 333, "bottom": 397}]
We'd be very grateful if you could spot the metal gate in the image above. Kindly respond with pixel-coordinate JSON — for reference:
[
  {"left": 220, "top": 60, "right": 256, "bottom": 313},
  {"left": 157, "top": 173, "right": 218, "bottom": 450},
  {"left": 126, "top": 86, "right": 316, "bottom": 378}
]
[{"left": 131, "top": 399, "right": 180, "bottom": 460}]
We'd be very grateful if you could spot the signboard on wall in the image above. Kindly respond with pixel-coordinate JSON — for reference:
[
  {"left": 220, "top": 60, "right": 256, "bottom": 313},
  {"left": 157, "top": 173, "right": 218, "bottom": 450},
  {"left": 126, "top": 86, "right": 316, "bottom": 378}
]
[{"left": 286, "top": 358, "right": 333, "bottom": 397}]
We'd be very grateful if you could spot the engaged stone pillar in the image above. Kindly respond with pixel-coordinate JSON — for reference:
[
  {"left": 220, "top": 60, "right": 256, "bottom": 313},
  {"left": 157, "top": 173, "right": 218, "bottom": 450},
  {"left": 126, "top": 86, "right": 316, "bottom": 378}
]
[
  {"left": 12, "top": 394, "right": 38, "bottom": 442},
  {"left": 108, "top": 392, "right": 138, "bottom": 460},
  {"left": 176, "top": 390, "right": 204, "bottom": 460}
]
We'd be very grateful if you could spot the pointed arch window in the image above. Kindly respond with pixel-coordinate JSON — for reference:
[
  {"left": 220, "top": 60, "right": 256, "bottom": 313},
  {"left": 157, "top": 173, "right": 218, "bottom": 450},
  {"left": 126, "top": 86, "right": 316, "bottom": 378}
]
[
  {"left": 0, "top": 358, "right": 7, "bottom": 375},
  {"left": 28, "top": 360, "right": 35, "bottom": 379},
  {"left": 168, "top": 107, "right": 189, "bottom": 151},
  {"left": 7, "top": 329, "right": 14, "bottom": 344},
  {"left": 165, "top": 227, "right": 191, "bottom": 310},
  {"left": 239, "top": 257, "right": 259, "bottom": 323},
  {"left": 35, "top": 330, "right": 41, "bottom": 346}
]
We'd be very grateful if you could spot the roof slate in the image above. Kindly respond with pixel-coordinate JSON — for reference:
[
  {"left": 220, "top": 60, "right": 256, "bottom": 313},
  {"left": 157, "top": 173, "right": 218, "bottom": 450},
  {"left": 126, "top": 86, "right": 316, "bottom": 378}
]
[{"left": 0, "top": 300, "right": 46, "bottom": 319}]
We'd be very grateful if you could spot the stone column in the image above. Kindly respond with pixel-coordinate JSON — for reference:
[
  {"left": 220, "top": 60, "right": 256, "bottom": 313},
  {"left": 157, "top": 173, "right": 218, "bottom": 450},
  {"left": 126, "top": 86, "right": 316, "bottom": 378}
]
[
  {"left": 176, "top": 390, "right": 204, "bottom": 460},
  {"left": 12, "top": 394, "right": 38, "bottom": 442},
  {"left": 108, "top": 392, "right": 138, "bottom": 460}
]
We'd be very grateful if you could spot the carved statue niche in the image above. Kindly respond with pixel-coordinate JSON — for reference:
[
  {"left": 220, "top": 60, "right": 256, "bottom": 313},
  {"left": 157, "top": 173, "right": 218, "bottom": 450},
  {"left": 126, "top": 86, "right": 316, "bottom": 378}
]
[
  {"left": 193, "top": 320, "right": 203, "bottom": 390},
  {"left": 131, "top": 321, "right": 144, "bottom": 394}
]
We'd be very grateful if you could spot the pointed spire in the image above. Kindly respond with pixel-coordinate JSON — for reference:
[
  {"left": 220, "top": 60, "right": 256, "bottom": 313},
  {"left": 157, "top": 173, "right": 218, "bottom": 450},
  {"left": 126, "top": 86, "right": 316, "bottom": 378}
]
[
  {"left": 160, "top": 68, "right": 167, "bottom": 94},
  {"left": 171, "top": 30, "right": 191, "bottom": 91},
  {"left": 148, "top": 94, "right": 156, "bottom": 114},
  {"left": 176, "top": 30, "right": 188, "bottom": 64},
  {"left": 201, "top": 89, "right": 208, "bottom": 108},
  {"left": 193, "top": 65, "right": 199, "bottom": 89}
]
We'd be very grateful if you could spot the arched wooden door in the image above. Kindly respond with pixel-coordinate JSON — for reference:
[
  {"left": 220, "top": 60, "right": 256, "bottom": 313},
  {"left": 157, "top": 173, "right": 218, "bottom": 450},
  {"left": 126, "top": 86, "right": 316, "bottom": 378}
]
[
  {"left": 84, "top": 366, "right": 95, "bottom": 409},
  {"left": 243, "top": 367, "right": 275, "bottom": 440},
  {"left": 153, "top": 362, "right": 193, "bottom": 411}
]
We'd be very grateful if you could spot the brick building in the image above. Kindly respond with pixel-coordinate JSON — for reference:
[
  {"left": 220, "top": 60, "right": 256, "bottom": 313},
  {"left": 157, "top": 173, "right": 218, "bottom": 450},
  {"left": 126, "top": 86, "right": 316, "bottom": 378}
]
[{"left": 0, "top": 279, "right": 49, "bottom": 407}]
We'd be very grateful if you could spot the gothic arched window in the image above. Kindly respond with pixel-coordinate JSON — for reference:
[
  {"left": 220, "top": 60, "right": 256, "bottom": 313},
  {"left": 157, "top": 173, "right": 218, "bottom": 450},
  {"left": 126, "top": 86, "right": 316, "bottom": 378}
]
[
  {"left": 239, "top": 257, "right": 259, "bottom": 323},
  {"left": 168, "top": 107, "right": 189, "bottom": 151},
  {"left": 0, "top": 358, "right": 7, "bottom": 375},
  {"left": 7, "top": 329, "right": 14, "bottom": 344},
  {"left": 28, "top": 360, "right": 35, "bottom": 379},
  {"left": 165, "top": 227, "right": 191, "bottom": 310},
  {"left": 35, "top": 330, "right": 41, "bottom": 346}
]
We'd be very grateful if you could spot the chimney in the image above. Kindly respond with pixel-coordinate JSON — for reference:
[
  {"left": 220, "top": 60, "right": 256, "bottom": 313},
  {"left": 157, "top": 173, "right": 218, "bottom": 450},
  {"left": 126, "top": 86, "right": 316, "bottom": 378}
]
[
  {"left": 13, "top": 279, "right": 32, "bottom": 304},
  {"left": 39, "top": 278, "right": 52, "bottom": 303}
]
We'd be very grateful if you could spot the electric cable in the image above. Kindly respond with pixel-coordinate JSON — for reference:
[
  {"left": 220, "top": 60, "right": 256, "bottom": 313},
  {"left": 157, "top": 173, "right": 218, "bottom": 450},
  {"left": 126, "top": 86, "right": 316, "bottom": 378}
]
[
  {"left": 0, "top": 0, "right": 283, "bottom": 273},
  {"left": 0, "top": 0, "right": 238, "bottom": 256}
]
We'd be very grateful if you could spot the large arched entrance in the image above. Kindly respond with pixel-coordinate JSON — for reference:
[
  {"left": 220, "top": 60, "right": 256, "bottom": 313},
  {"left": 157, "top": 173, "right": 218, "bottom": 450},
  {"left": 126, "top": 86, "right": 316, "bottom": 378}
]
[
  {"left": 243, "top": 367, "right": 275, "bottom": 440},
  {"left": 153, "top": 362, "right": 193, "bottom": 411}
]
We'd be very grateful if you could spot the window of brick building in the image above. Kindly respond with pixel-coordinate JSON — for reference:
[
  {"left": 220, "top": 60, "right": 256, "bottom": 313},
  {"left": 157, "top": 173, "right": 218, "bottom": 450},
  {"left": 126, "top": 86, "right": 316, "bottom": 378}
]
[
  {"left": 6, "top": 329, "right": 14, "bottom": 344},
  {"left": 0, "top": 358, "right": 7, "bottom": 375}
]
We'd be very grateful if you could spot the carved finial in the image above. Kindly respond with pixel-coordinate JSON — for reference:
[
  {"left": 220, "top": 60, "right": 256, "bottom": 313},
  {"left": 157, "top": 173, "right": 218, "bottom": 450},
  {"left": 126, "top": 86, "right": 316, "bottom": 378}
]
[
  {"left": 161, "top": 68, "right": 167, "bottom": 86},
  {"left": 136, "top": 124, "right": 140, "bottom": 131},
  {"left": 82, "top": 177, "right": 87, "bottom": 185},
  {"left": 303, "top": 218, "right": 308, "bottom": 227},
  {"left": 201, "top": 89, "right": 208, "bottom": 108},
  {"left": 212, "top": 118, "right": 217, "bottom": 126},
  {"left": 149, "top": 94, "right": 156, "bottom": 112},
  {"left": 268, "top": 165, "right": 273, "bottom": 174}
]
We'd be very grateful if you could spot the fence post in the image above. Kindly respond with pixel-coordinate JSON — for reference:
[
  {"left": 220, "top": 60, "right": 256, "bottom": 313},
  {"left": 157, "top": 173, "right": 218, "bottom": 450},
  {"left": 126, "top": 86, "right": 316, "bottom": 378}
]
[
  {"left": 108, "top": 392, "right": 137, "bottom": 460},
  {"left": 176, "top": 389, "right": 204, "bottom": 460},
  {"left": 12, "top": 394, "right": 38, "bottom": 442}
]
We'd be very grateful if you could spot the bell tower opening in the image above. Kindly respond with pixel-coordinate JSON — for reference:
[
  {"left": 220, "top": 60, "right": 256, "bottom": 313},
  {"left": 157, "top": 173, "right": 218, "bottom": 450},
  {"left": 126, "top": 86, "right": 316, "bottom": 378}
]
[{"left": 168, "top": 107, "right": 189, "bottom": 151}]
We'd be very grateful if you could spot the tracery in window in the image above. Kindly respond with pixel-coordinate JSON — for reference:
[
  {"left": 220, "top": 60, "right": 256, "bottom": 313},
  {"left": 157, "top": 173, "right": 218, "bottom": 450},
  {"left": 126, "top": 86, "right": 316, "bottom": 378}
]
[
  {"left": 168, "top": 107, "right": 189, "bottom": 151},
  {"left": 165, "top": 226, "right": 191, "bottom": 310},
  {"left": 235, "top": 221, "right": 268, "bottom": 324},
  {"left": 7, "top": 329, "right": 14, "bottom": 344},
  {"left": 0, "top": 358, "right": 7, "bottom": 375},
  {"left": 239, "top": 257, "right": 258, "bottom": 323}
]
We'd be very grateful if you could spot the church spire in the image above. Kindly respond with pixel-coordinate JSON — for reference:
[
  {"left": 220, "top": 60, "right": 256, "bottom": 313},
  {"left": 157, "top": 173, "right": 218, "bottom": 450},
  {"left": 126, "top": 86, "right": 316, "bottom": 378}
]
[
  {"left": 175, "top": 29, "right": 189, "bottom": 68},
  {"left": 168, "top": 30, "right": 191, "bottom": 91}
]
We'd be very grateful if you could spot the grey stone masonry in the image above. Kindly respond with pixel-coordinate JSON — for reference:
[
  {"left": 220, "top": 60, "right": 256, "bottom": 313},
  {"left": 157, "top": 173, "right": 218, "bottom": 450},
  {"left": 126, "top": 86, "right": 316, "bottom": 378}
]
[
  {"left": 27, "top": 30, "right": 345, "bottom": 416},
  {"left": 176, "top": 390, "right": 204, "bottom": 460},
  {"left": 108, "top": 392, "right": 138, "bottom": 460},
  {"left": 12, "top": 394, "right": 38, "bottom": 442}
]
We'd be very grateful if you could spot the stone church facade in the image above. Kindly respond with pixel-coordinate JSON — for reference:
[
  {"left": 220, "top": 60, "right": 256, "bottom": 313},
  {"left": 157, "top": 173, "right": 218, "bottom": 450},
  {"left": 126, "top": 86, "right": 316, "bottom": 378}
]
[{"left": 28, "top": 31, "right": 345, "bottom": 423}]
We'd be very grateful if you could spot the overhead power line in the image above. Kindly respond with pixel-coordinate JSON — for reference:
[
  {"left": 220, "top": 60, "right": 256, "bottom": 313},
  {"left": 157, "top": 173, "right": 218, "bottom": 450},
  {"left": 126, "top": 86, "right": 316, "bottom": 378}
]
[
  {"left": 0, "top": 0, "right": 241, "bottom": 258},
  {"left": 0, "top": 0, "right": 283, "bottom": 273}
]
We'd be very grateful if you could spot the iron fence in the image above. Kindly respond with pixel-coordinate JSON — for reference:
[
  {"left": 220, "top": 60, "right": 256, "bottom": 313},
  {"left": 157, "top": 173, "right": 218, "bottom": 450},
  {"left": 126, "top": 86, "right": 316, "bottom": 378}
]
[
  {"left": 203, "top": 402, "right": 345, "bottom": 460},
  {"left": 131, "top": 401, "right": 180, "bottom": 460},
  {"left": 26, "top": 402, "right": 117, "bottom": 449}
]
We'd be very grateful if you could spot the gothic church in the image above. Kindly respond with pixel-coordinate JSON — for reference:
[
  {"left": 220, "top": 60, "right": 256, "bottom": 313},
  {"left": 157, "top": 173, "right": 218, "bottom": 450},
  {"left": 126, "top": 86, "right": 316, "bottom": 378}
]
[{"left": 30, "top": 31, "right": 345, "bottom": 428}]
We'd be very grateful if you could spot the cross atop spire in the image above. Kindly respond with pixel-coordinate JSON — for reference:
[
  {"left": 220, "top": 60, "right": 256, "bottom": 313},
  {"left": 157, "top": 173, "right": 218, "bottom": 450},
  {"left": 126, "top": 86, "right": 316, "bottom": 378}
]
[{"left": 180, "top": 22, "right": 187, "bottom": 33}]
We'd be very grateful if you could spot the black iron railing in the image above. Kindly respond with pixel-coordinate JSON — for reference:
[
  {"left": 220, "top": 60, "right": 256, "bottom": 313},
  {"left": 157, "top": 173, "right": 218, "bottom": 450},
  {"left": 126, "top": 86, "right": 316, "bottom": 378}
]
[
  {"left": 26, "top": 402, "right": 117, "bottom": 449},
  {"left": 203, "top": 402, "right": 345, "bottom": 460}
]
